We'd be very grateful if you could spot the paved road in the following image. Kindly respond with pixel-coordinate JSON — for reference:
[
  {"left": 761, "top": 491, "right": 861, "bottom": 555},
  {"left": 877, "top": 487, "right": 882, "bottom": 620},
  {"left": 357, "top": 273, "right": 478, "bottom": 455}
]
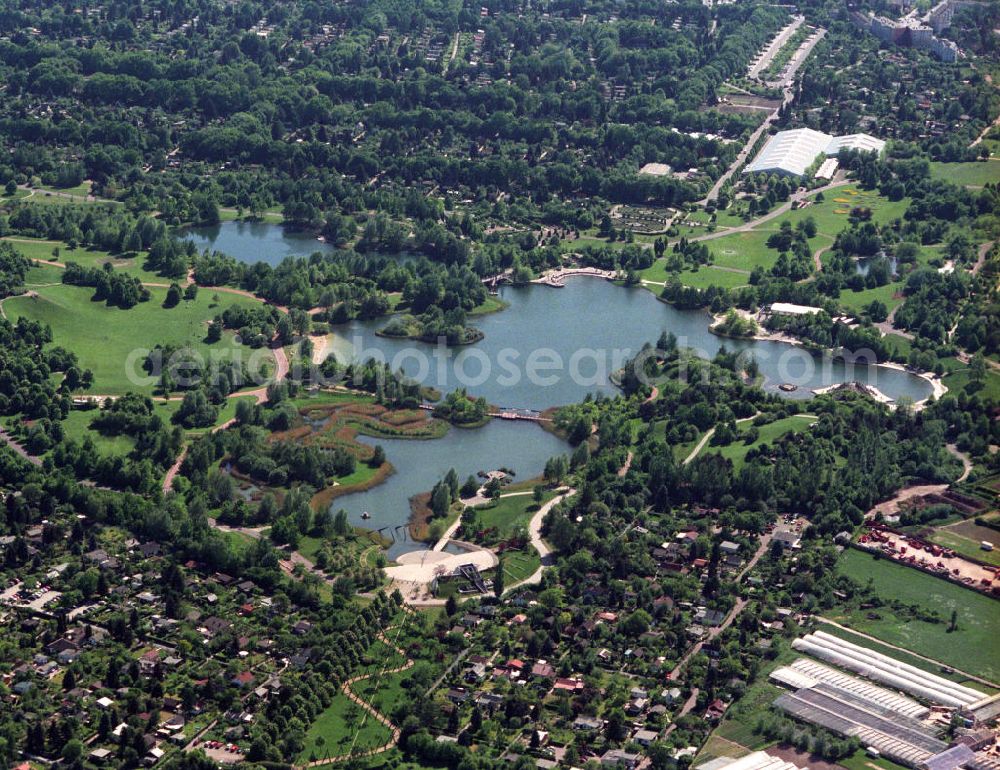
[
  {"left": 748, "top": 16, "right": 804, "bottom": 79},
  {"left": 764, "top": 28, "right": 826, "bottom": 89},
  {"left": 698, "top": 177, "right": 851, "bottom": 236},
  {"left": 664, "top": 686, "right": 701, "bottom": 735},
  {"left": 667, "top": 599, "right": 747, "bottom": 682},
  {"left": 683, "top": 429, "right": 716, "bottom": 466},
  {"left": 683, "top": 414, "right": 760, "bottom": 466},
  {"left": 703, "top": 23, "right": 827, "bottom": 204},
  {"left": 0, "top": 427, "right": 42, "bottom": 466},
  {"left": 667, "top": 531, "right": 773, "bottom": 682},
  {"left": 701, "top": 106, "right": 785, "bottom": 203}
]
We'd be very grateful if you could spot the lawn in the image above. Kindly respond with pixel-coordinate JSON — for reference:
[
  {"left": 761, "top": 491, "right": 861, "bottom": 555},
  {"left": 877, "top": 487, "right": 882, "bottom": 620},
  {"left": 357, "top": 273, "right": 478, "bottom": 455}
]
[
  {"left": 678, "top": 267, "right": 751, "bottom": 290},
  {"left": 817, "top": 622, "right": 995, "bottom": 693},
  {"left": 696, "top": 734, "right": 754, "bottom": 764},
  {"left": 942, "top": 364, "right": 1000, "bottom": 403},
  {"left": 4, "top": 283, "right": 273, "bottom": 395},
  {"left": 640, "top": 262, "right": 750, "bottom": 290},
  {"left": 56, "top": 396, "right": 250, "bottom": 458},
  {"left": 14, "top": 188, "right": 115, "bottom": 206},
  {"left": 354, "top": 661, "right": 412, "bottom": 718},
  {"left": 472, "top": 492, "right": 551, "bottom": 539},
  {"left": 2, "top": 237, "right": 64, "bottom": 261},
  {"left": 836, "top": 282, "right": 904, "bottom": 316},
  {"left": 713, "top": 646, "right": 798, "bottom": 749},
  {"left": 183, "top": 396, "right": 257, "bottom": 435},
  {"left": 58, "top": 409, "right": 136, "bottom": 456},
  {"left": 297, "top": 689, "right": 392, "bottom": 764},
  {"left": 839, "top": 749, "right": 911, "bottom": 770},
  {"left": 831, "top": 548, "right": 1000, "bottom": 681},
  {"left": 706, "top": 230, "right": 784, "bottom": 271},
  {"left": 23, "top": 262, "right": 66, "bottom": 287},
  {"left": 881, "top": 333, "right": 913, "bottom": 360},
  {"left": 219, "top": 529, "right": 255, "bottom": 554},
  {"left": 775, "top": 190, "right": 911, "bottom": 235},
  {"left": 647, "top": 188, "right": 912, "bottom": 294},
  {"left": 711, "top": 414, "right": 817, "bottom": 468},
  {"left": 469, "top": 294, "right": 510, "bottom": 316},
  {"left": 501, "top": 548, "right": 541, "bottom": 584},
  {"left": 928, "top": 159, "right": 1000, "bottom": 187},
  {"left": 3, "top": 236, "right": 168, "bottom": 284}
]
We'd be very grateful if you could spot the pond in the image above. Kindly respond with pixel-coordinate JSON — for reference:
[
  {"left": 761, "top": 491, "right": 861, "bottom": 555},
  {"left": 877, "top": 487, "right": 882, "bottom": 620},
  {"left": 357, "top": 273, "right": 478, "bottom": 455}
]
[{"left": 180, "top": 221, "right": 336, "bottom": 267}]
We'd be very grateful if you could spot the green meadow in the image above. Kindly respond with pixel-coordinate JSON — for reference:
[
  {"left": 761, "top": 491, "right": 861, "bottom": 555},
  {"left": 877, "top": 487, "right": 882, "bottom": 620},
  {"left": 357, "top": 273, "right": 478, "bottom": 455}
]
[
  {"left": 4, "top": 283, "right": 273, "bottom": 395},
  {"left": 832, "top": 548, "right": 1000, "bottom": 681},
  {"left": 929, "top": 159, "right": 1000, "bottom": 187},
  {"left": 710, "top": 414, "right": 817, "bottom": 468}
]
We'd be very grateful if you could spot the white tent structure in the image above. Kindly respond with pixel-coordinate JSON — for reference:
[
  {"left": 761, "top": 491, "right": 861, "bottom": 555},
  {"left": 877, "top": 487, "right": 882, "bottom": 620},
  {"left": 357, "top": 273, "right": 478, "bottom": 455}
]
[
  {"left": 791, "top": 631, "right": 984, "bottom": 707},
  {"left": 697, "top": 751, "right": 808, "bottom": 770},
  {"left": 744, "top": 128, "right": 886, "bottom": 177},
  {"left": 771, "top": 658, "right": 929, "bottom": 719}
]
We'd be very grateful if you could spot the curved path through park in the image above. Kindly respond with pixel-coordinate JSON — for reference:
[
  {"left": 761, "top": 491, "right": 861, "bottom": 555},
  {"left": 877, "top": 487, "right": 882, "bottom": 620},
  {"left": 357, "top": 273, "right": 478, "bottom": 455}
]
[
  {"left": 504, "top": 486, "right": 577, "bottom": 592},
  {"left": 300, "top": 614, "right": 415, "bottom": 768}
]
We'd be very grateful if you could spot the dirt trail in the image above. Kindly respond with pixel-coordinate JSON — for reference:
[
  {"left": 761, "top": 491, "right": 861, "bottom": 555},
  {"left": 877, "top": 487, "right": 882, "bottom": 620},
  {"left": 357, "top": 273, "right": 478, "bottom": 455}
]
[
  {"left": 863, "top": 483, "right": 949, "bottom": 520},
  {"left": 161, "top": 416, "right": 239, "bottom": 493},
  {"left": 299, "top": 616, "right": 415, "bottom": 767}
]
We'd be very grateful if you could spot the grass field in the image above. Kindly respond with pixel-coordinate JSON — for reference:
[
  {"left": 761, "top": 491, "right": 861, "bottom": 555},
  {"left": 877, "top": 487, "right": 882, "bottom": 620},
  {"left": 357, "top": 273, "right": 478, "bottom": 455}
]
[
  {"left": 639, "top": 187, "right": 911, "bottom": 294},
  {"left": 3, "top": 236, "right": 168, "bottom": 284},
  {"left": 4, "top": 283, "right": 273, "bottom": 394},
  {"left": 928, "top": 159, "right": 1000, "bottom": 187},
  {"left": 678, "top": 267, "right": 751, "bottom": 289},
  {"left": 640, "top": 263, "right": 751, "bottom": 290},
  {"left": 14, "top": 187, "right": 115, "bottom": 206},
  {"left": 711, "top": 414, "right": 817, "bottom": 468},
  {"left": 928, "top": 521, "right": 1000, "bottom": 567},
  {"left": 469, "top": 294, "right": 510, "bottom": 316},
  {"left": 839, "top": 749, "right": 911, "bottom": 770},
  {"left": 56, "top": 395, "right": 253, "bottom": 457},
  {"left": 42, "top": 181, "right": 92, "bottom": 197},
  {"left": 836, "top": 282, "right": 904, "bottom": 315},
  {"left": 776, "top": 190, "right": 910, "bottom": 234},
  {"left": 817, "top": 622, "right": 995, "bottom": 693},
  {"left": 832, "top": 548, "right": 1000, "bottom": 681},
  {"left": 713, "top": 646, "right": 797, "bottom": 749},
  {"left": 23, "top": 262, "right": 66, "bottom": 286},
  {"left": 58, "top": 409, "right": 137, "bottom": 456},
  {"left": 706, "top": 230, "right": 785, "bottom": 271},
  {"left": 472, "top": 492, "right": 550, "bottom": 539},
  {"left": 501, "top": 548, "right": 541, "bottom": 584},
  {"left": 297, "top": 689, "right": 391, "bottom": 764},
  {"left": 881, "top": 334, "right": 913, "bottom": 360},
  {"left": 697, "top": 734, "right": 754, "bottom": 764},
  {"left": 183, "top": 396, "right": 256, "bottom": 435},
  {"left": 942, "top": 364, "right": 1000, "bottom": 403}
]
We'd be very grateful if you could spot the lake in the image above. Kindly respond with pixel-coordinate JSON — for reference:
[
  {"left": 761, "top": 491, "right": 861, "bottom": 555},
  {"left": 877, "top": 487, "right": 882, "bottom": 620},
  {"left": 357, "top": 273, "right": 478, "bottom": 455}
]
[
  {"left": 343, "top": 424, "right": 567, "bottom": 558},
  {"left": 326, "top": 279, "right": 932, "bottom": 407},
  {"left": 182, "top": 222, "right": 933, "bottom": 550}
]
